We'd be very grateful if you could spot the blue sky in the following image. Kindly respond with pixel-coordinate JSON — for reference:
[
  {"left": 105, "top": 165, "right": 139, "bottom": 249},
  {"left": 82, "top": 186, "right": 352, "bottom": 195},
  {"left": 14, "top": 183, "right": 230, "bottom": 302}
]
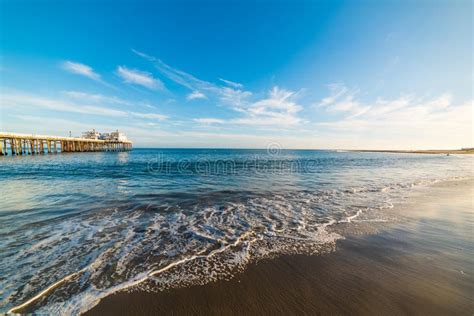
[{"left": 0, "top": 0, "right": 472, "bottom": 149}]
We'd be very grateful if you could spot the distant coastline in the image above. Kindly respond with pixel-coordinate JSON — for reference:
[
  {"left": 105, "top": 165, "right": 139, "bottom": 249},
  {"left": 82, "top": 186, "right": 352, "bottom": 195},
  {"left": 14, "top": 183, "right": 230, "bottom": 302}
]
[{"left": 350, "top": 148, "right": 474, "bottom": 155}]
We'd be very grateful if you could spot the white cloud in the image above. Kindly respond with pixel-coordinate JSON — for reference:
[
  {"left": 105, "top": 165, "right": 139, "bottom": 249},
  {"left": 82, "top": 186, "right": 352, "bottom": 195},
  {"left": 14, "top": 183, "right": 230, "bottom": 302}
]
[
  {"left": 133, "top": 50, "right": 303, "bottom": 127},
  {"left": 187, "top": 91, "right": 207, "bottom": 100},
  {"left": 130, "top": 112, "right": 168, "bottom": 120},
  {"left": 219, "top": 78, "right": 243, "bottom": 89},
  {"left": 192, "top": 87, "right": 304, "bottom": 127},
  {"left": 193, "top": 118, "right": 225, "bottom": 124},
  {"left": 231, "top": 116, "right": 302, "bottom": 126},
  {"left": 237, "top": 86, "right": 303, "bottom": 126},
  {"left": 1, "top": 92, "right": 167, "bottom": 121},
  {"left": 316, "top": 83, "right": 363, "bottom": 111},
  {"left": 62, "top": 61, "right": 101, "bottom": 81},
  {"left": 318, "top": 84, "right": 460, "bottom": 121},
  {"left": 131, "top": 51, "right": 471, "bottom": 148},
  {"left": 219, "top": 87, "right": 252, "bottom": 108},
  {"left": 116, "top": 66, "right": 164, "bottom": 90},
  {"left": 62, "top": 91, "right": 132, "bottom": 106},
  {"left": 317, "top": 83, "right": 349, "bottom": 106},
  {"left": 316, "top": 85, "right": 473, "bottom": 149},
  {"left": 251, "top": 87, "right": 301, "bottom": 113},
  {"left": 316, "top": 84, "right": 370, "bottom": 118},
  {"left": 133, "top": 49, "right": 253, "bottom": 107},
  {"left": 62, "top": 90, "right": 158, "bottom": 109},
  {"left": 2, "top": 93, "right": 126, "bottom": 117}
]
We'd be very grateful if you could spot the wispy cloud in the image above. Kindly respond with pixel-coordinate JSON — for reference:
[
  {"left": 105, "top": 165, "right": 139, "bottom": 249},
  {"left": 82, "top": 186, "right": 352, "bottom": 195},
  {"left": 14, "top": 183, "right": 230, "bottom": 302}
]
[
  {"left": 62, "top": 61, "right": 101, "bottom": 81},
  {"left": 315, "top": 84, "right": 473, "bottom": 148},
  {"left": 235, "top": 86, "right": 303, "bottom": 126},
  {"left": 193, "top": 118, "right": 225, "bottom": 124},
  {"left": 62, "top": 91, "right": 133, "bottom": 106},
  {"left": 219, "top": 78, "right": 243, "bottom": 89},
  {"left": 130, "top": 112, "right": 167, "bottom": 120},
  {"left": 317, "top": 83, "right": 350, "bottom": 107},
  {"left": 316, "top": 83, "right": 369, "bottom": 117},
  {"left": 219, "top": 87, "right": 252, "bottom": 108},
  {"left": 131, "top": 50, "right": 473, "bottom": 148},
  {"left": 193, "top": 87, "right": 304, "bottom": 126},
  {"left": 132, "top": 49, "right": 252, "bottom": 108},
  {"left": 62, "top": 90, "right": 157, "bottom": 109},
  {"left": 186, "top": 91, "right": 207, "bottom": 100},
  {"left": 133, "top": 50, "right": 303, "bottom": 127},
  {"left": 116, "top": 66, "right": 165, "bottom": 90},
  {"left": 1, "top": 92, "right": 167, "bottom": 121}
]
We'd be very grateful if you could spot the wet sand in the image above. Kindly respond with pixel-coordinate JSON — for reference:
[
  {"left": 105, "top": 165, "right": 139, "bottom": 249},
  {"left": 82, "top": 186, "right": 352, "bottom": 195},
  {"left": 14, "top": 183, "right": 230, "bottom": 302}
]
[{"left": 86, "top": 180, "right": 473, "bottom": 315}]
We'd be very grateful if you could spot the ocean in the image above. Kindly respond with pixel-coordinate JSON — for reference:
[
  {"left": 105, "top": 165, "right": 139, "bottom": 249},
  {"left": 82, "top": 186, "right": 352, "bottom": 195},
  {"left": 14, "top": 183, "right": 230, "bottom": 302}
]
[{"left": 0, "top": 149, "right": 472, "bottom": 314}]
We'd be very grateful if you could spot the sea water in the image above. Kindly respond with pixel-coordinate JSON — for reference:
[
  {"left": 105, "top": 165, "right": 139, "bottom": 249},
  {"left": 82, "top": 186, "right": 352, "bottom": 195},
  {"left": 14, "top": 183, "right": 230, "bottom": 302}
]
[{"left": 0, "top": 149, "right": 472, "bottom": 314}]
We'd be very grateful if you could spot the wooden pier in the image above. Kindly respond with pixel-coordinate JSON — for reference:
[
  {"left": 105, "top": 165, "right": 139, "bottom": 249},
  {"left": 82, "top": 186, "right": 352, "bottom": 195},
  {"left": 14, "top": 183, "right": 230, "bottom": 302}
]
[{"left": 0, "top": 132, "right": 132, "bottom": 156}]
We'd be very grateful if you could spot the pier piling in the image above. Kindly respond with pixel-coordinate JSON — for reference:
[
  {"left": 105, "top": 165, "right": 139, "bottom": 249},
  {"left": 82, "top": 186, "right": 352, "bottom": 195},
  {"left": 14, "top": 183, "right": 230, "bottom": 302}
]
[{"left": 11, "top": 139, "right": 16, "bottom": 155}]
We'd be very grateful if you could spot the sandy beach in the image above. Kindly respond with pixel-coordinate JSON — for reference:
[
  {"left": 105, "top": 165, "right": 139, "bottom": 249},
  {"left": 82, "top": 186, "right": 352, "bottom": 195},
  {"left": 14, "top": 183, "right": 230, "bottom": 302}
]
[{"left": 86, "top": 179, "right": 473, "bottom": 315}]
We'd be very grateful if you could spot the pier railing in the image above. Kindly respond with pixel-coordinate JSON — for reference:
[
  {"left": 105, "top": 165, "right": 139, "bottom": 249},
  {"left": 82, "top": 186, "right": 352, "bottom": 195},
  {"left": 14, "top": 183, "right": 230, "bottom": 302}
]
[{"left": 0, "top": 132, "right": 132, "bottom": 155}]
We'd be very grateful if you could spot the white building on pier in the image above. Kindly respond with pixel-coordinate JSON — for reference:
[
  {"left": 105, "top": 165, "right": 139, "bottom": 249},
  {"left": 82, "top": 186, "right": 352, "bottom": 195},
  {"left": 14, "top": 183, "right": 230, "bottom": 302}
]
[{"left": 82, "top": 129, "right": 128, "bottom": 141}]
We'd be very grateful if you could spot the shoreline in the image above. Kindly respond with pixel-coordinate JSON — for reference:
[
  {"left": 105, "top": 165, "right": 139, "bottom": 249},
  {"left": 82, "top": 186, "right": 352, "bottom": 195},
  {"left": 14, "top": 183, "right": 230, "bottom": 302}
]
[
  {"left": 350, "top": 149, "right": 474, "bottom": 154},
  {"left": 85, "top": 179, "right": 474, "bottom": 315}
]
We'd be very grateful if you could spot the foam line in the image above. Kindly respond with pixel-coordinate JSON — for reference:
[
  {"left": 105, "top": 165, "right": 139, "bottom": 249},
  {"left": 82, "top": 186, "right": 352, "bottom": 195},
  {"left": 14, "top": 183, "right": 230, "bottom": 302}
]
[
  {"left": 8, "top": 269, "right": 85, "bottom": 314},
  {"left": 8, "top": 231, "right": 258, "bottom": 315}
]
